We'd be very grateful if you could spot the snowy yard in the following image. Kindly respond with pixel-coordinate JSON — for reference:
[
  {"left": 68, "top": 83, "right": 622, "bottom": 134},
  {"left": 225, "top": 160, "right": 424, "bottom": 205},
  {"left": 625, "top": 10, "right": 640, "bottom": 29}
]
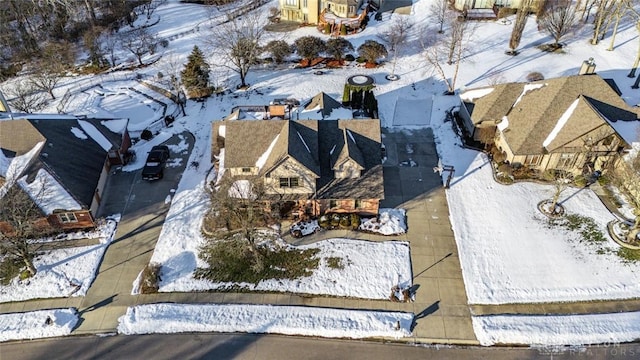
[
  {"left": 432, "top": 106, "right": 640, "bottom": 304},
  {"left": 147, "top": 183, "right": 412, "bottom": 299},
  {"left": 0, "top": 218, "right": 118, "bottom": 303}
]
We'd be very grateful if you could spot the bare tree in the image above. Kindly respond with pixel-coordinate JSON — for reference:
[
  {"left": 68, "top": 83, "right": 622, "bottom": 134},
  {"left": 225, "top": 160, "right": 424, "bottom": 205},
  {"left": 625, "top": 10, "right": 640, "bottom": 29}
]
[
  {"left": 207, "top": 13, "right": 266, "bottom": 89},
  {"left": 120, "top": 27, "right": 158, "bottom": 66},
  {"left": 539, "top": 5, "right": 578, "bottom": 49},
  {"left": 0, "top": 180, "right": 53, "bottom": 282},
  {"left": 591, "top": 0, "right": 617, "bottom": 45},
  {"left": 428, "top": 0, "right": 451, "bottom": 34},
  {"left": 508, "top": 0, "right": 534, "bottom": 55},
  {"left": 421, "top": 19, "right": 474, "bottom": 94},
  {"left": 543, "top": 170, "right": 573, "bottom": 214},
  {"left": 139, "top": 0, "right": 167, "bottom": 20},
  {"left": 379, "top": 16, "right": 413, "bottom": 77},
  {"left": 606, "top": 0, "right": 631, "bottom": 51},
  {"left": 201, "top": 175, "right": 278, "bottom": 276},
  {"left": 3, "top": 80, "right": 48, "bottom": 113},
  {"left": 29, "top": 42, "right": 74, "bottom": 99},
  {"left": 102, "top": 31, "right": 119, "bottom": 67}
]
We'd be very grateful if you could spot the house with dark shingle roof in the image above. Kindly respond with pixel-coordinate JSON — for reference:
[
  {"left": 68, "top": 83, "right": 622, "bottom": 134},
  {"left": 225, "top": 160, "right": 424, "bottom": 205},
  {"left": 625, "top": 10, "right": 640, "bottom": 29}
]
[
  {"left": 0, "top": 116, "right": 130, "bottom": 231},
  {"left": 458, "top": 74, "right": 638, "bottom": 175},
  {"left": 212, "top": 117, "right": 383, "bottom": 217}
]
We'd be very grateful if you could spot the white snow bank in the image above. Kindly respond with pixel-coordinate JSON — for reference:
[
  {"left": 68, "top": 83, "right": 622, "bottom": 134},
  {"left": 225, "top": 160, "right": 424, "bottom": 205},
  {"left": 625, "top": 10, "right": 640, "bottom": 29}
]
[
  {"left": 359, "top": 208, "right": 407, "bottom": 235},
  {"left": 0, "top": 308, "right": 78, "bottom": 342},
  {"left": 118, "top": 303, "right": 413, "bottom": 339},
  {"left": 473, "top": 312, "right": 640, "bottom": 346}
]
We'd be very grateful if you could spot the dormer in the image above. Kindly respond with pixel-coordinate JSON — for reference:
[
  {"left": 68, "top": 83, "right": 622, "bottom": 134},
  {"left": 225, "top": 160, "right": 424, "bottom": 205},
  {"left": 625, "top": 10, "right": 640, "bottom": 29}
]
[{"left": 330, "top": 129, "right": 365, "bottom": 179}]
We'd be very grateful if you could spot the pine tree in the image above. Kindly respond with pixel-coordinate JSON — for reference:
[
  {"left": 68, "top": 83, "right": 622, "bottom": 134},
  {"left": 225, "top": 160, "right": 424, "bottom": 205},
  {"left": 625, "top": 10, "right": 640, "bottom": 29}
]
[{"left": 181, "top": 46, "right": 212, "bottom": 99}]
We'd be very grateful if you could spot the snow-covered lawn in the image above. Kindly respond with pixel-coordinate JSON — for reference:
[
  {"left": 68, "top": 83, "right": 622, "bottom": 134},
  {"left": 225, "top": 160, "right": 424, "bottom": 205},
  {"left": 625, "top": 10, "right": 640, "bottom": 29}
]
[
  {"left": 0, "top": 308, "right": 78, "bottom": 342},
  {"left": 472, "top": 312, "right": 640, "bottom": 346},
  {"left": 117, "top": 303, "right": 413, "bottom": 339},
  {"left": 0, "top": 217, "right": 118, "bottom": 303},
  {"left": 433, "top": 109, "right": 640, "bottom": 304}
]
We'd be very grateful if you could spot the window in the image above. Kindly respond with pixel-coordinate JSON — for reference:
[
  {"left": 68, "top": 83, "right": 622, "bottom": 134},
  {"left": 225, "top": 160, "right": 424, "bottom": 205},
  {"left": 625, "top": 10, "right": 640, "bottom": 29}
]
[
  {"left": 354, "top": 199, "right": 361, "bottom": 209},
  {"left": 557, "top": 154, "right": 575, "bottom": 168},
  {"left": 349, "top": 5, "right": 355, "bottom": 13},
  {"left": 242, "top": 167, "right": 251, "bottom": 173},
  {"left": 329, "top": 200, "right": 337, "bottom": 208},
  {"left": 58, "top": 212, "right": 78, "bottom": 223},
  {"left": 279, "top": 177, "right": 300, "bottom": 187},
  {"left": 285, "top": 0, "right": 296, "bottom": 6},
  {"left": 303, "top": 0, "right": 308, "bottom": 7},
  {"left": 524, "top": 155, "right": 541, "bottom": 166}
]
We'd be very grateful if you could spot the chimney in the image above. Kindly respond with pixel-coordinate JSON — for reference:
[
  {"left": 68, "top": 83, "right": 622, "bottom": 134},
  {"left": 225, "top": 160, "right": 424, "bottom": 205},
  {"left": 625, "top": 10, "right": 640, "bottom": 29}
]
[{"left": 579, "top": 58, "right": 596, "bottom": 75}]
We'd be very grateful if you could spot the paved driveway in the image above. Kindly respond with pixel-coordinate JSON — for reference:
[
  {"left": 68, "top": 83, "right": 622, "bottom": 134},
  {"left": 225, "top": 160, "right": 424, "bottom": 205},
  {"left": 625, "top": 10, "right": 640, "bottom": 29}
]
[{"left": 98, "top": 132, "right": 194, "bottom": 217}]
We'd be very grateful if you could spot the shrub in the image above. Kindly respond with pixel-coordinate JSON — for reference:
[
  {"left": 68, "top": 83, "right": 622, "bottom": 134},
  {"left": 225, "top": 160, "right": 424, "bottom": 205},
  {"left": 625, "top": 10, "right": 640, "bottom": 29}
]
[
  {"left": 330, "top": 213, "right": 341, "bottom": 228},
  {"left": 264, "top": 40, "right": 292, "bottom": 64},
  {"left": 349, "top": 213, "right": 360, "bottom": 229},
  {"left": 345, "top": 54, "right": 356, "bottom": 62},
  {"left": 357, "top": 40, "right": 387, "bottom": 64},
  {"left": 618, "top": 247, "right": 640, "bottom": 263},
  {"left": 326, "top": 257, "right": 344, "bottom": 269},
  {"left": 195, "top": 239, "right": 320, "bottom": 283},
  {"left": 140, "top": 129, "right": 153, "bottom": 140},
  {"left": 497, "top": 7, "right": 517, "bottom": 18},
  {"left": 340, "top": 24, "right": 347, "bottom": 35},
  {"left": 339, "top": 214, "right": 350, "bottom": 228},
  {"left": 159, "top": 39, "right": 169, "bottom": 48},
  {"left": 294, "top": 36, "right": 326, "bottom": 60},
  {"left": 573, "top": 175, "right": 587, "bottom": 187},
  {"left": 526, "top": 72, "right": 544, "bottom": 82},
  {"left": 0, "top": 257, "right": 23, "bottom": 285},
  {"left": 157, "top": 71, "right": 164, "bottom": 79},
  {"left": 140, "top": 263, "right": 161, "bottom": 294}
]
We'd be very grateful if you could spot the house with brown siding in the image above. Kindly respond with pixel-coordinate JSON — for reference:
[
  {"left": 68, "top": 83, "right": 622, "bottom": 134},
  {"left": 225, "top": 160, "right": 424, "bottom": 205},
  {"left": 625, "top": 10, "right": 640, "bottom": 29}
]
[
  {"left": 458, "top": 74, "right": 639, "bottom": 176},
  {"left": 212, "top": 117, "right": 383, "bottom": 217}
]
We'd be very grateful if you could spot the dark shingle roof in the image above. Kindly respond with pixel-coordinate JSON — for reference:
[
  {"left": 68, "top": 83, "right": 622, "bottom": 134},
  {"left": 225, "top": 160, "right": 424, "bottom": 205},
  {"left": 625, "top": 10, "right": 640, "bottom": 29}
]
[{"left": 25, "top": 118, "right": 110, "bottom": 208}]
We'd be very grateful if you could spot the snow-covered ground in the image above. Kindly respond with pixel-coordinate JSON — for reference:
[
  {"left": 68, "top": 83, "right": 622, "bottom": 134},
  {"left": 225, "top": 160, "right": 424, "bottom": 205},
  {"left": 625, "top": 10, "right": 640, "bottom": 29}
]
[
  {"left": 1, "top": 0, "right": 640, "bottom": 345},
  {"left": 0, "top": 308, "right": 78, "bottom": 342},
  {"left": 0, "top": 217, "right": 118, "bottom": 303},
  {"left": 473, "top": 312, "right": 640, "bottom": 346},
  {"left": 118, "top": 303, "right": 413, "bottom": 339}
]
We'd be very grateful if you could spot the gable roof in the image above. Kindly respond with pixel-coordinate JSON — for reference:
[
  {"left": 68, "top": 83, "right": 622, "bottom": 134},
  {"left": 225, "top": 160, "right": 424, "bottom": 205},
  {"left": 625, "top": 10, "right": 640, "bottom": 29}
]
[
  {"left": 1, "top": 117, "right": 125, "bottom": 211},
  {"left": 461, "top": 74, "right": 638, "bottom": 154},
  {"left": 221, "top": 118, "right": 384, "bottom": 200},
  {"left": 0, "top": 119, "right": 46, "bottom": 156},
  {"left": 298, "top": 92, "right": 353, "bottom": 120}
]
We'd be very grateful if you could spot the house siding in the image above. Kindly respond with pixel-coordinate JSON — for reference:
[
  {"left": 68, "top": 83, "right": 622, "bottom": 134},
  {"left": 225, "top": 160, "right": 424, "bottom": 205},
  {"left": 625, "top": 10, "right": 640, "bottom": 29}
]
[
  {"left": 334, "top": 159, "right": 362, "bottom": 179},
  {"left": 47, "top": 210, "right": 95, "bottom": 230},
  {"left": 265, "top": 157, "right": 317, "bottom": 195},
  {"left": 91, "top": 160, "right": 110, "bottom": 215}
]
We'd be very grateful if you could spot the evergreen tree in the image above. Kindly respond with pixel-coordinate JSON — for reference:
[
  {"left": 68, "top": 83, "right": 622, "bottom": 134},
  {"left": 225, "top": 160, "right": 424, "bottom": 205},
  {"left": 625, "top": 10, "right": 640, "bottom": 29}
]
[{"left": 181, "top": 45, "right": 212, "bottom": 98}]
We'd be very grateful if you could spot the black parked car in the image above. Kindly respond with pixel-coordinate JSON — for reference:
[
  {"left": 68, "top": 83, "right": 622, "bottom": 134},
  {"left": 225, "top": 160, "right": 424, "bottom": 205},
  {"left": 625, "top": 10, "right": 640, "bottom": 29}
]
[{"left": 142, "top": 145, "right": 170, "bottom": 181}]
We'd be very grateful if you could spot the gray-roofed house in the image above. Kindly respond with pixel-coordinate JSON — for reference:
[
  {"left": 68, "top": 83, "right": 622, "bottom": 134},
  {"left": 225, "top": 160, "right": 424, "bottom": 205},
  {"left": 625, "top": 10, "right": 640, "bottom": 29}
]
[
  {"left": 0, "top": 117, "right": 130, "bottom": 231},
  {"left": 458, "top": 74, "right": 638, "bottom": 175},
  {"left": 212, "top": 118, "right": 383, "bottom": 217}
]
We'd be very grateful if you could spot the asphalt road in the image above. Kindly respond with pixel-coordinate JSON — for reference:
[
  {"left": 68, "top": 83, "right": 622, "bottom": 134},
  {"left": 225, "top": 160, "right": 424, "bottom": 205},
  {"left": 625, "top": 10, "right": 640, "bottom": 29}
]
[{"left": 3, "top": 333, "right": 639, "bottom": 360}]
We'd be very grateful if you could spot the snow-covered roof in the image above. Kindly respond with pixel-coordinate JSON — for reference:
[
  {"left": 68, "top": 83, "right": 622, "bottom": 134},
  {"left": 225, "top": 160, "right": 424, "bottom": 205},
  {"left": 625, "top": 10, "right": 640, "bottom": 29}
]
[
  {"left": 18, "top": 169, "right": 82, "bottom": 215},
  {"left": 78, "top": 120, "right": 114, "bottom": 151}
]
